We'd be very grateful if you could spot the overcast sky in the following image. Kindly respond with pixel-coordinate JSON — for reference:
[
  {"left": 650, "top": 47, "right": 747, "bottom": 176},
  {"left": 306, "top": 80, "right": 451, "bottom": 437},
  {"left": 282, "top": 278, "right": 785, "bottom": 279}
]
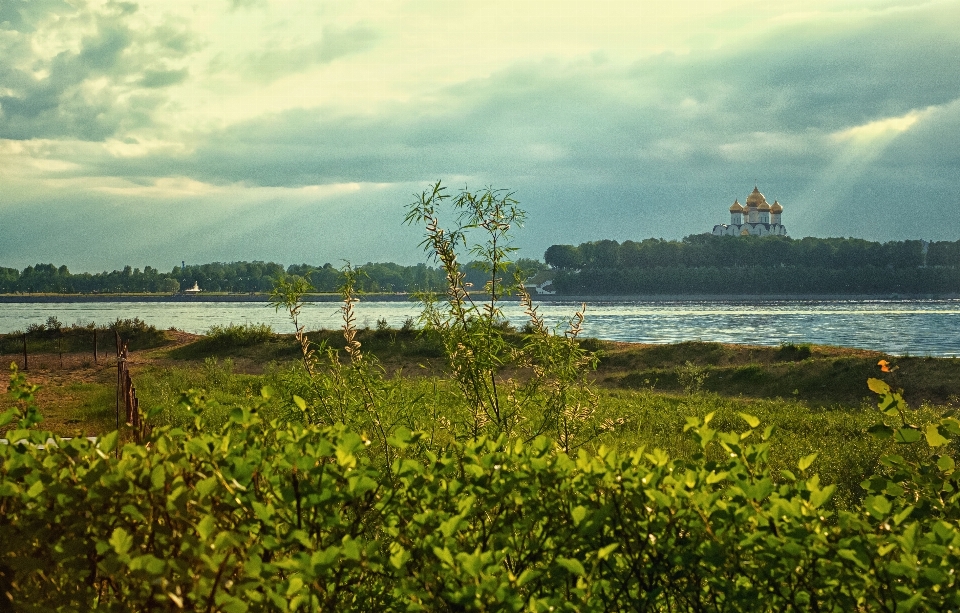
[{"left": 2, "top": 0, "right": 958, "bottom": 272}]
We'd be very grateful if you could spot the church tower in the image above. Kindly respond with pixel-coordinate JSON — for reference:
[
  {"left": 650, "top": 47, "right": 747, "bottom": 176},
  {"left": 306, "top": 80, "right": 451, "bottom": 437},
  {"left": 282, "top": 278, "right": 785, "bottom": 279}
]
[
  {"left": 758, "top": 200, "right": 771, "bottom": 224},
  {"left": 770, "top": 201, "right": 783, "bottom": 225},
  {"left": 729, "top": 200, "right": 743, "bottom": 225},
  {"left": 745, "top": 186, "right": 763, "bottom": 223}
]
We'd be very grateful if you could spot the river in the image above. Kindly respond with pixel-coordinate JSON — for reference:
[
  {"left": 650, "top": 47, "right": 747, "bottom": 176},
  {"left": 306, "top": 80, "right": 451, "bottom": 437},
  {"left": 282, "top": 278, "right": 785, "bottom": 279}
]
[{"left": 1, "top": 298, "right": 958, "bottom": 357}]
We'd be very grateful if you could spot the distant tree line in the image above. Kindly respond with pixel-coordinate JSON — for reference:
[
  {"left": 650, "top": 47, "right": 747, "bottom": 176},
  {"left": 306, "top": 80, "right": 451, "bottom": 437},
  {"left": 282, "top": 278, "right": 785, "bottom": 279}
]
[
  {"left": 544, "top": 235, "right": 960, "bottom": 295},
  {"left": 0, "top": 258, "right": 548, "bottom": 295},
  {"left": 0, "top": 264, "right": 183, "bottom": 294},
  {"left": 288, "top": 258, "right": 546, "bottom": 294}
]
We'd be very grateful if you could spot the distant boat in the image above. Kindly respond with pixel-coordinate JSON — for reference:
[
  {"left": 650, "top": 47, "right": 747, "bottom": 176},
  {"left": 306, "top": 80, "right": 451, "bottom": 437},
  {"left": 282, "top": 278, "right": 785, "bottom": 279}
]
[{"left": 183, "top": 282, "right": 202, "bottom": 295}]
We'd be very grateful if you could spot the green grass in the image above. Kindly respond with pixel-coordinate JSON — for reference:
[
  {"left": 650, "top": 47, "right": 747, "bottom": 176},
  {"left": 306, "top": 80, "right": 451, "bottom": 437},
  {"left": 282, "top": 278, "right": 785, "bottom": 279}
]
[
  {"left": 130, "top": 345, "right": 955, "bottom": 512},
  {"left": 23, "top": 330, "right": 960, "bottom": 513},
  {"left": 30, "top": 373, "right": 117, "bottom": 437},
  {"left": 163, "top": 328, "right": 446, "bottom": 365},
  {"left": 598, "top": 340, "right": 960, "bottom": 406}
]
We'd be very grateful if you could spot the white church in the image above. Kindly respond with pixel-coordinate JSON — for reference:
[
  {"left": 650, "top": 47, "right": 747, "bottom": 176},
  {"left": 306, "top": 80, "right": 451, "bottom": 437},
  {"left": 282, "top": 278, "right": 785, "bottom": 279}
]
[{"left": 712, "top": 186, "right": 787, "bottom": 237}]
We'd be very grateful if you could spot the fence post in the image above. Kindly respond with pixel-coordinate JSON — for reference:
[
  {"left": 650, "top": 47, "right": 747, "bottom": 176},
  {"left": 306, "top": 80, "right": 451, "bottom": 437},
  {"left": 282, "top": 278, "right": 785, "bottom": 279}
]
[
  {"left": 22, "top": 333, "right": 27, "bottom": 371},
  {"left": 116, "top": 343, "right": 122, "bottom": 432},
  {"left": 94, "top": 328, "right": 98, "bottom": 364},
  {"left": 125, "top": 351, "right": 133, "bottom": 427},
  {"left": 58, "top": 329, "right": 63, "bottom": 369}
]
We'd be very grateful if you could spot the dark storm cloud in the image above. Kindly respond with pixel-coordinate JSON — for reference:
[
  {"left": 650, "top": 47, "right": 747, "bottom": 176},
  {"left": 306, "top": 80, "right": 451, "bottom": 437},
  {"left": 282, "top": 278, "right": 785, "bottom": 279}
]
[
  {"left": 5, "top": 1, "right": 960, "bottom": 270},
  {"left": 655, "top": 8, "right": 960, "bottom": 133},
  {"left": 85, "top": 1, "right": 959, "bottom": 195},
  {"left": 0, "top": 2, "right": 198, "bottom": 140},
  {"left": 0, "top": 0, "right": 72, "bottom": 32}
]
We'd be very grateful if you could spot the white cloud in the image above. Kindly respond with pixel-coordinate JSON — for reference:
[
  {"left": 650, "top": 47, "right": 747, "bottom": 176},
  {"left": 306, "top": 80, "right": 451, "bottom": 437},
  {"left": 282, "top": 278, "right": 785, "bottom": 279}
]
[{"left": 832, "top": 108, "right": 929, "bottom": 143}]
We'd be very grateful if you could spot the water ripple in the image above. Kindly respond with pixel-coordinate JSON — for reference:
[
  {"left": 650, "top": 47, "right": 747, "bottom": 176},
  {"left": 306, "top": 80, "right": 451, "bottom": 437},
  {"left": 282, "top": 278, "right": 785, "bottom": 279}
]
[{"left": 1, "top": 299, "right": 958, "bottom": 357}]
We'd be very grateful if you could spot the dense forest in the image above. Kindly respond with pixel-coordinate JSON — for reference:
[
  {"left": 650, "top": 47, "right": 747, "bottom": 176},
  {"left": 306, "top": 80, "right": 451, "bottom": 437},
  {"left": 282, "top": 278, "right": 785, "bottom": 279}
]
[
  {"left": 0, "top": 259, "right": 546, "bottom": 295},
  {"left": 6, "top": 235, "right": 960, "bottom": 296},
  {"left": 544, "top": 235, "right": 960, "bottom": 295}
]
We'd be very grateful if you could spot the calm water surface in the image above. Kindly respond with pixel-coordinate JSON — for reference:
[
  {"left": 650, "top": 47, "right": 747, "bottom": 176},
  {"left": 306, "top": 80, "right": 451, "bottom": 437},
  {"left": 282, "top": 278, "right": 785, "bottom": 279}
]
[{"left": 1, "top": 299, "right": 959, "bottom": 357}]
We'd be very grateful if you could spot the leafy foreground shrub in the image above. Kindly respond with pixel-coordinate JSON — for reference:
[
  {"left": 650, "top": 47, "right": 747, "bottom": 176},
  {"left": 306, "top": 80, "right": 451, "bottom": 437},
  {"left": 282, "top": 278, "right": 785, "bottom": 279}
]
[{"left": 3, "top": 367, "right": 960, "bottom": 611}]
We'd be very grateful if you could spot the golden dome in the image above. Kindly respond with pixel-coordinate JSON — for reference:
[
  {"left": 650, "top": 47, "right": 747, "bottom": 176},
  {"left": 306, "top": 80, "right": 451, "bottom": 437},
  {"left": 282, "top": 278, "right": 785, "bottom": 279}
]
[
  {"left": 770, "top": 200, "right": 783, "bottom": 213},
  {"left": 729, "top": 199, "right": 743, "bottom": 212},
  {"left": 745, "top": 186, "right": 765, "bottom": 207},
  {"left": 758, "top": 201, "right": 771, "bottom": 211}
]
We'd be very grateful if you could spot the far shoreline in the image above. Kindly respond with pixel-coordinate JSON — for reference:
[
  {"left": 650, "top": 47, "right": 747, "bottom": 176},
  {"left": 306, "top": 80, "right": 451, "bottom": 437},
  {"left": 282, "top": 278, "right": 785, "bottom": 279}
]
[{"left": 1, "top": 292, "right": 958, "bottom": 303}]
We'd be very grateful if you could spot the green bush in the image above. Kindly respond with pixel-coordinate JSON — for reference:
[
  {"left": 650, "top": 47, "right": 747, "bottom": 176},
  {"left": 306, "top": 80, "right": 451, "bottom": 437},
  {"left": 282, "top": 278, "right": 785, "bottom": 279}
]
[
  {"left": 3, "top": 366, "right": 960, "bottom": 611},
  {"left": 0, "top": 318, "right": 167, "bottom": 355},
  {"left": 206, "top": 323, "right": 275, "bottom": 348},
  {"left": 777, "top": 342, "right": 813, "bottom": 362}
]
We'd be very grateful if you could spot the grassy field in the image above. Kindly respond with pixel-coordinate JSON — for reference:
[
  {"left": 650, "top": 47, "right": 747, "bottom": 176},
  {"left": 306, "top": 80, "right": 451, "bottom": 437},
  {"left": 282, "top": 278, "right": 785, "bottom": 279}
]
[{"left": 4, "top": 326, "right": 957, "bottom": 511}]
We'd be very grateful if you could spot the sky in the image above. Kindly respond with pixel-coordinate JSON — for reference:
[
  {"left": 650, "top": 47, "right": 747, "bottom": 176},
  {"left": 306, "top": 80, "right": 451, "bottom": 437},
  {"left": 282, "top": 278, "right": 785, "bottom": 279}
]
[{"left": 1, "top": 0, "right": 959, "bottom": 272}]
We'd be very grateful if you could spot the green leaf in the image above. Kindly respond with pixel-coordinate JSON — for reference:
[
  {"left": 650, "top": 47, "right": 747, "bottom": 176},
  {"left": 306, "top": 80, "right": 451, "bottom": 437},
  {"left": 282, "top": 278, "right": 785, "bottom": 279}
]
[
  {"left": 26, "top": 480, "right": 44, "bottom": 498},
  {"left": 110, "top": 527, "right": 133, "bottom": 556},
  {"left": 220, "top": 599, "right": 249, "bottom": 613},
  {"left": 893, "top": 506, "right": 915, "bottom": 526},
  {"left": 798, "top": 453, "right": 818, "bottom": 472},
  {"left": 439, "top": 515, "right": 462, "bottom": 538},
  {"left": 894, "top": 427, "right": 922, "bottom": 444},
  {"left": 260, "top": 386, "right": 274, "bottom": 400},
  {"left": 867, "top": 424, "right": 894, "bottom": 439},
  {"left": 389, "top": 544, "right": 409, "bottom": 570},
  {"left": 867, "top": 378, "right": 891, "bottom": 395},
  {"left": 925, "top": 423, "right": 949, "bottom": 447},
  {"left": 197, "top": 515, "right": 216, "bottom": 541},
  {"left": 571, "top": 505, "right": 587, "bottom": 526},
  {"left": 387, "top": 427, "right": 413, "bottom": 449},
  {"left": 341, "top": 537, "right": 361, "bottom": 561},
  {"left": 432, "top": 546, "right": 454, "bottom": 567},
  {"left": 251, "top": 501, "right": 274, "bottom": 522},
  {"left": 864, "top": 495, "right": 892, "bottom": 519},
  {"left": 348, "top": 475, "right": 378, "bottom": 495},
  {"left": 937, "top": 455, "right": 955, "bottom": 472},
  {"left": 597, "top": 543, "right": 618, "bottom": 560},
  {"left": 196, "top": 476, "right": 218, "bottom": 497},
  {"left": 99, "top": 430, "right": 119, "bottom": 453},
  {"left": 808, "top": 484, "right": 835, "bottom": 509},
  {"left": 738, "top": 413, "right": 760, "bottom": 429},
  {"left": 150, "top": 465, "right": 165, "bottom": 490},
  {"left": 292, "top": 395, "right": 306, "bottom": 411},
  {"left": 556, "top": 557, "right": 586, "bottom": 576},
  {"left": 706, "top": 470, "right": 728, "bottom": 484},
  {"left": 130, "top": 554, "right": 165, "bottom": 575},
  {"left": 895, "top": 592, "right": 923, "bottom": 613}
]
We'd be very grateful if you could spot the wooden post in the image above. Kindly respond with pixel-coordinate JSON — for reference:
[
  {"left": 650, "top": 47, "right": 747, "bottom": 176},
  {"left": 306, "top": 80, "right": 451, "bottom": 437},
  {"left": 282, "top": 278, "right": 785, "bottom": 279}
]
[
  {"left": 22, "top": 333, "right": 27, "bottom": 371},
  {"left": 58, "top": 329, "right": 63, "bottom": 369},
  {"left": 93, "top": 328, "right": 98, "bottom": 364},
  {"left": 116, "top": 349, "right": 121, "bottom": 432}
]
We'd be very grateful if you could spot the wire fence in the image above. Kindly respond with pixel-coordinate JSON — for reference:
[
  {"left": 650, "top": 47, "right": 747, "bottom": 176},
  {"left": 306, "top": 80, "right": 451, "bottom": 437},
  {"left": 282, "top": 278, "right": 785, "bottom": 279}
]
[
  {"left": 1, "top": 327, "right": 150, "bottom": 445},
  {"left": 116, "top": 337, "right": 149, "bottom": 444}
]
